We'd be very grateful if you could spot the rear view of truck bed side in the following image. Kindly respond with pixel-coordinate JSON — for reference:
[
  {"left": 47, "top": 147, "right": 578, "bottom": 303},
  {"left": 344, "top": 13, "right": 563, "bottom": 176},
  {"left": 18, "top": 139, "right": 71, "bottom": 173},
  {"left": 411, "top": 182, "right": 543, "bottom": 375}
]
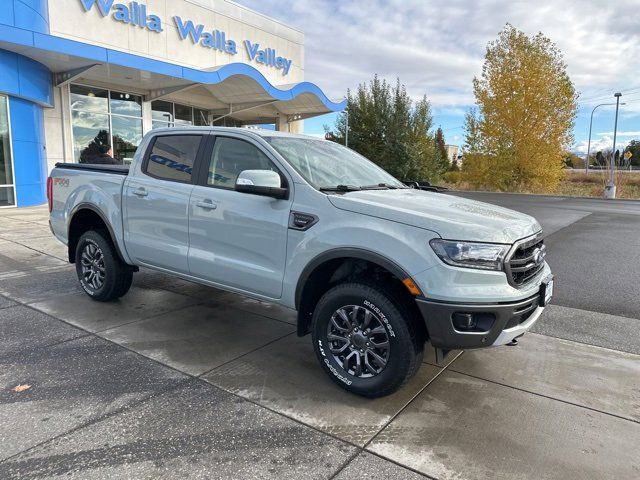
[{"left": 48, "top": 163, "right": 130, "bottom": 264}]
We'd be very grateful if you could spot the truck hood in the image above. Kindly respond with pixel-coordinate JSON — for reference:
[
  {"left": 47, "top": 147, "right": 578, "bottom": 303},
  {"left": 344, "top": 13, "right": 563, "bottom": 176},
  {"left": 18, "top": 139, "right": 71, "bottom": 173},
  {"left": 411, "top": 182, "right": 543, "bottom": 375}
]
[{"left": 327, "top": 189, "right": 541, "bottom": 243}]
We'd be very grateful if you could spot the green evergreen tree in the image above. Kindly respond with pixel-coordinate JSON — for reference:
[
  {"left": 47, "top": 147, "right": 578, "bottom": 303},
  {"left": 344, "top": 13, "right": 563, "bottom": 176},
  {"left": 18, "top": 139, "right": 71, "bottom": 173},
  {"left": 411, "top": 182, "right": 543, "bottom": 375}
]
[{"left": 325, "top": 76, "right": 445, "bottom": 182}]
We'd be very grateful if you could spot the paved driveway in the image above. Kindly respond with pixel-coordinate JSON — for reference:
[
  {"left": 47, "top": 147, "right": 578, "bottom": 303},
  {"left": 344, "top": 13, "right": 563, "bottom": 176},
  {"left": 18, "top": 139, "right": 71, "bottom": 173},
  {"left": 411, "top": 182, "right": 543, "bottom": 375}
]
[{"left": 0, "top": 201, "right": 639, "bottom": 479}]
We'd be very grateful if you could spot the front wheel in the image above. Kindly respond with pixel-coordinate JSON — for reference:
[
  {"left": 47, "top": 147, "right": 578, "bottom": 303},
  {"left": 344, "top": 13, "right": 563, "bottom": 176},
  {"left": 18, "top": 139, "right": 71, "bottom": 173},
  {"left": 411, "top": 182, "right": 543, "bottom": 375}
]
[
  {"left": 75, "top": 230, "right": 133, "bottom": 302},
  {"left": 312, "top": 282, "right": 423, "bottom": 397}
]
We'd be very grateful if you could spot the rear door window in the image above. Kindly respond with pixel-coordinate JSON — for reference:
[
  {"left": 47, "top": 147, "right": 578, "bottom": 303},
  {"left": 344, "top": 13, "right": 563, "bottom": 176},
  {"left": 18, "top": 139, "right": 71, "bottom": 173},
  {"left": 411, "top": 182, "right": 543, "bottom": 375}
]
[{"left": 144, "top": 135, "right": 203, "bottom": 183}]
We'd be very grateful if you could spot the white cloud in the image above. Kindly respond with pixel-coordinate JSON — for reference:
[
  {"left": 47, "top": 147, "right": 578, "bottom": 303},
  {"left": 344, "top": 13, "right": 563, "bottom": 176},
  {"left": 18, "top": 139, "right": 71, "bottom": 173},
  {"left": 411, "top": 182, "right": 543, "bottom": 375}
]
[
  {"left": 235, "top": 0, "right": 640, "bottom": 108},
  {"left": 597, "top": 131, "right": 640, "bottom": 137},
  {"left": 236, "top": 0, "right": 640, "bottom": 147},
  {"left": 574, "top": 135, "right": 628, "bottom": 155}
]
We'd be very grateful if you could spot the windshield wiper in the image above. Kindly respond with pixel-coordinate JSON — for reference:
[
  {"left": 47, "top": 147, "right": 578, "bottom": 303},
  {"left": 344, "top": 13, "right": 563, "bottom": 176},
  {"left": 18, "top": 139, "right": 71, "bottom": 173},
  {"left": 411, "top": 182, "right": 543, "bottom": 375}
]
[
  {"left": 360, "top": 183, "right": 406, "bottom": 190},
  {"left": 319, "top": 184, "right": 362, "bottom": 192}
]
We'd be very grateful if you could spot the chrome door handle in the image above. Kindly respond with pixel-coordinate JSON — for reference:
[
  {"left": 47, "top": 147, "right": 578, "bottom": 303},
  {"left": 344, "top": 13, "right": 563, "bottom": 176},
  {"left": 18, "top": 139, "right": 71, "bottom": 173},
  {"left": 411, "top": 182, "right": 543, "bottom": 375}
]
[
  {"left": 196, "top": 200, "right": 217, "bottom": 210},
  {"left": 132, "top": 187, "right": 148, "bottom": 197}
]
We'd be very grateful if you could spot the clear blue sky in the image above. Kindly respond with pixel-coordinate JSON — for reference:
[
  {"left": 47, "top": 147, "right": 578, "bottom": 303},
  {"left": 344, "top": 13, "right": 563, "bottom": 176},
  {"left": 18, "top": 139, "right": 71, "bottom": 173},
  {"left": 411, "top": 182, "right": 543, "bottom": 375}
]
[{"left": 237, "top": 0, "right": 640, "bottom": 154}]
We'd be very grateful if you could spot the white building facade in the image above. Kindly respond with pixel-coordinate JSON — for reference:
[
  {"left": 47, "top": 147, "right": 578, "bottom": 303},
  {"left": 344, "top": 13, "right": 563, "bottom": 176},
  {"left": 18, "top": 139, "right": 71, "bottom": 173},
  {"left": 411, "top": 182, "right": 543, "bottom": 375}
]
[{"left": 0, "top": 0, "right": 344, "bottom": 207}]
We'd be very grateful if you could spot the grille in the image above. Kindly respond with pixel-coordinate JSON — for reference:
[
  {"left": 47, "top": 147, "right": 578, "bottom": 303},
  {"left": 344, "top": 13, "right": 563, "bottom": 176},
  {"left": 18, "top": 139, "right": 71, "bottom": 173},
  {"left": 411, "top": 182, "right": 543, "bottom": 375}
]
[{"left": 505, "top": 235, "right": 546, "bottom": 287}]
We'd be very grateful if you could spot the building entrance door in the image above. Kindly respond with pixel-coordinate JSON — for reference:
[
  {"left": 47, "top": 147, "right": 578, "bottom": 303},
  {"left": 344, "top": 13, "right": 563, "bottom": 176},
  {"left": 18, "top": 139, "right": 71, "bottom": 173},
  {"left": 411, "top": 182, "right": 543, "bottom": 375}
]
[{"left": 0, "top": 95, "right": 15, "bottom": 207}]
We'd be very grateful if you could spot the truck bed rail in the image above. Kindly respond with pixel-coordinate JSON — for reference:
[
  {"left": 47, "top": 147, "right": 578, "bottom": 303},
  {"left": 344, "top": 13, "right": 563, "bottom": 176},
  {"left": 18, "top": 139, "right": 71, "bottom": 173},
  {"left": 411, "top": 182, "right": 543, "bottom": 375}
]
[{"left": 54, "top": 163, "right": 129, "bottom": 175}]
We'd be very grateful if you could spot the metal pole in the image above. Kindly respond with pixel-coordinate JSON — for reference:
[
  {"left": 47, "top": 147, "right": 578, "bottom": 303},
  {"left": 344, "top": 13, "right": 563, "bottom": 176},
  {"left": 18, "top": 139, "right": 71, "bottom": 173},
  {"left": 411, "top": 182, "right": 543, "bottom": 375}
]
[
  {"left": 586, "top": 108, "right": 594, "bottom": 174},
  {"left": 586, "top": 102, "right": 618, "bottom": 173},
  {"left": 605, "top": 93, "right": 622, "bottom": 199}
]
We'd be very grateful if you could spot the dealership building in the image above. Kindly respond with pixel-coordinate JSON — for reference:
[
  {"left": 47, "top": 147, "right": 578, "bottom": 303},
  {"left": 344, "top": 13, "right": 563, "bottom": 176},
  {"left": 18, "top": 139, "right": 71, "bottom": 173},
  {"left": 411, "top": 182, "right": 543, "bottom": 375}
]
[{"left": 0, "top": 0, "right": 345, "bottom": 207}]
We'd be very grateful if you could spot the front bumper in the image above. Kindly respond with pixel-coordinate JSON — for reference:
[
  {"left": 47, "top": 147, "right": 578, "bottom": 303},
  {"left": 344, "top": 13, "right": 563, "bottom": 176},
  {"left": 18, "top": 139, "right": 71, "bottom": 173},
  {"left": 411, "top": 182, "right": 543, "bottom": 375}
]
[{"left": 416, "top": 293, "right": 544, "bottom": 350}]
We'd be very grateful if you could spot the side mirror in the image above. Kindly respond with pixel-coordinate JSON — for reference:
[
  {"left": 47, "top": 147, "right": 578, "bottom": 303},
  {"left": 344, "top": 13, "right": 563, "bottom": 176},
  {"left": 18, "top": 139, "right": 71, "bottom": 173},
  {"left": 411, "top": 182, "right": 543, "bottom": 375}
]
[{"left": 235, "top": 170, "right": 288, "bottom": 199}]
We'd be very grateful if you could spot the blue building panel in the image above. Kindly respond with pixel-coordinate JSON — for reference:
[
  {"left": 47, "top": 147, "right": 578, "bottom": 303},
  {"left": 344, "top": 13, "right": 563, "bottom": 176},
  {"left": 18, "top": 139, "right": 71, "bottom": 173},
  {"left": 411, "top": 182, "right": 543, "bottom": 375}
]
[
  {"left": 17, "top": 54, "right": 53, "bottom": 105},
  {"left": 0, "top": 50, "right": 21, "bottom": 96},
  {"left": 0, "top": 1, "right": 49, "bottom": 33},
  {"left": 0, "top": 49, "right": 52, "bottom": 107},
  {"left": 0, "top": 2, "right": 16, "bottom": 29},
  {"left": 9, "top": 97, "right": 47, "bottom": 207}
]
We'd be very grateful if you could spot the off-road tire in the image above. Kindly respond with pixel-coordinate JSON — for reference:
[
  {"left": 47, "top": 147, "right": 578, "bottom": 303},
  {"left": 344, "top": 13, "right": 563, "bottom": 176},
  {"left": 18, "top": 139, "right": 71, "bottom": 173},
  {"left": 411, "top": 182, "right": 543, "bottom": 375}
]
[
  {"left": 312, "top": 282, "right": 424, "bottom": 397},
  {"left": 75, "top": 230, "right": 133, "bottom": 302}
]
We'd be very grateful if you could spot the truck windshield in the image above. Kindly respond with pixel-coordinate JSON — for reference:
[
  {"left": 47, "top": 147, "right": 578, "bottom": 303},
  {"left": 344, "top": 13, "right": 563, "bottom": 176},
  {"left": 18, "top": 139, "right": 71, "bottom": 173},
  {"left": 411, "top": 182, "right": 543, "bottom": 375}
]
[{"left": 264, "top": 136, "right": 406, "bottom": 191}]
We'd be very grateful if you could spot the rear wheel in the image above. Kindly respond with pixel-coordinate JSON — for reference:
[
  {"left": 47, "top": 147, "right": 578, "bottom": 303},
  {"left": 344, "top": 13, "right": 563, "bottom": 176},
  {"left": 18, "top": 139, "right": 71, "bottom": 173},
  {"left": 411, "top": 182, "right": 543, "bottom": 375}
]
[
  {"left": 75, "top": 230, "right": 133, "bottom": 302},
  {"left": 312, "top": 282, "right": 423, "bottom": 397}
]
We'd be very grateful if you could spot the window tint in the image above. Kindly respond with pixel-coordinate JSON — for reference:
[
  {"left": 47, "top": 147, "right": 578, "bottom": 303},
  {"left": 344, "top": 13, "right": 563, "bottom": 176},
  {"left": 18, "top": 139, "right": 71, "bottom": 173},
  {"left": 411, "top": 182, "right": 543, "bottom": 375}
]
[
  {"left": 145, "top": 135, "right": 202, "bottom": 183},
  {"left": 207, "top": 137, "right": 278, "bottom": 188}
]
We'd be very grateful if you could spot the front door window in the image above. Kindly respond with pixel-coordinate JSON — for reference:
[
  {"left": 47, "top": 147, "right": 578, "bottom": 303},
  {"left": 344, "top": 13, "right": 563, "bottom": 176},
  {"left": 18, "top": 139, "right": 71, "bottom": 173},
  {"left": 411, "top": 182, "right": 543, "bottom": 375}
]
[{"left": 0, "top": 95, "right": 15, "bottom": 207}]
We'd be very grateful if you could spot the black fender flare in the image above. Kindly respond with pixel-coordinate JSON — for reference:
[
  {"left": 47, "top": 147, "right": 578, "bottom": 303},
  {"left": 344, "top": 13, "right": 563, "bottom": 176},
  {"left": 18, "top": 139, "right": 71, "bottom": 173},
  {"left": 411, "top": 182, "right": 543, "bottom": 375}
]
[{"left": 294, "top": 247, "right": 413, "bottom": 310}]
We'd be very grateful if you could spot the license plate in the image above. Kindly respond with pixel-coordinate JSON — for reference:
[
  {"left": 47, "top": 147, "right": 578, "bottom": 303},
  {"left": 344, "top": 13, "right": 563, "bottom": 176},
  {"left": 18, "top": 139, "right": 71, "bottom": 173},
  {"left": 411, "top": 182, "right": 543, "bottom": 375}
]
[{"left": 544, "top": 279, "right": 554, "bottom": 305}]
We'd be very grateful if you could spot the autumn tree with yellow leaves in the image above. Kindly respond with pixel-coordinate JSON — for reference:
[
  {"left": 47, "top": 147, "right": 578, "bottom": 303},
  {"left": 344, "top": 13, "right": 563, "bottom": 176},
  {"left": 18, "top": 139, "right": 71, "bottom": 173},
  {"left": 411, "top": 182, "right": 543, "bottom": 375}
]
[{"left": 462, "top": 25, "right": 578, "bottom": 192}]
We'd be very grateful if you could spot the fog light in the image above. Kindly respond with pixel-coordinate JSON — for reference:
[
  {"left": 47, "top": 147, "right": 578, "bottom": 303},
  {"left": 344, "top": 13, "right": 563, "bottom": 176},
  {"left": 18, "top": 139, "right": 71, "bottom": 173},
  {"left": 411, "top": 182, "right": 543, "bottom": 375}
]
[{"left": 452, "top": 312, "right": 476, "bottom": 331}]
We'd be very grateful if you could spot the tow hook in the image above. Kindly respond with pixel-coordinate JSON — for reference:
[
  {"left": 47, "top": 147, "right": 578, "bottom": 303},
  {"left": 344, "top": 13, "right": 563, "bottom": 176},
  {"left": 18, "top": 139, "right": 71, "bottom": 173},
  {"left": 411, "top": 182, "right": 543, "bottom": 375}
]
[{"left": 507, "top": 334, "right": 525, "bottom": 346}]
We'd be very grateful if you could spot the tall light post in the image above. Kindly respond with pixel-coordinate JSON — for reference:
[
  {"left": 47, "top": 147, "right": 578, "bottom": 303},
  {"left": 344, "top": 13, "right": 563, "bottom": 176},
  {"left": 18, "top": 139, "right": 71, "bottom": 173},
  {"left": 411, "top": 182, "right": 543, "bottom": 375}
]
[
  {"left": 586, "top": 102, "right": 617, "bottom": 173},
  {"left": 604, "top": 93, "right": 623, "bottom": 199}
]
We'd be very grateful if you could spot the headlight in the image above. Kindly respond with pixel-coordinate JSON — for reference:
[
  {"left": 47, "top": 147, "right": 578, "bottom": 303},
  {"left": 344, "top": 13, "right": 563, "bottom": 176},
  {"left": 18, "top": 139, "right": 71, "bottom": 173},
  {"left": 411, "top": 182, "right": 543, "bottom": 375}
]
[{"left": 429, "top": 239, "right": 510, "bottom": 271}]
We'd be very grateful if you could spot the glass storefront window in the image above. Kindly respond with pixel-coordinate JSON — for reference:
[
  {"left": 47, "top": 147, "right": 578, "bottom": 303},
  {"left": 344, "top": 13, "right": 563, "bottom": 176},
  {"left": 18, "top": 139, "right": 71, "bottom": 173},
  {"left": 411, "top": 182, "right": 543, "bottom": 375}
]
[
  {"left": 70, "top": 87, "right": 213, "bottom": 164},
  {"left": 152, "top": 121, "right": 172, "bottom": 129},
  {"left": 151, "top": 100, "right": 174, "bottom": 127},
  {"left": 152, "top": 101, "right": 210, "bottom": 129},
  {"left": 174, "top": 103, "right": 193, "bottom": 126},
  {"left": 112, "top": 116, "right": 143, "bottom": 165},
  {"left": 0, "top": 95, "right": 16, "bottom": 207},
  {"left": 194, "top": 108, "right": 209, "bottom": 126},
  {"left": 70, "top": 85, "right": 108, "bottom": 114},
  {"left": 71, "top": 110, "right": 110, "bottom": 163},
  {"left": 71, "top": 84, "right": 144, "bottom": 164},
  {"left": 110, "top": 91, "right": 142, "bottom": 117}
]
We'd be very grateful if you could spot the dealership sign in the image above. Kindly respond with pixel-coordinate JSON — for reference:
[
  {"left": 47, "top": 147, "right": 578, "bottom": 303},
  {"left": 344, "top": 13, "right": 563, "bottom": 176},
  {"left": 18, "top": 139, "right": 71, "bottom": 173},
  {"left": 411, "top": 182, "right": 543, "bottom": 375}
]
[{"left": 78, "top": 0, "right": 293, "bottom": 75}]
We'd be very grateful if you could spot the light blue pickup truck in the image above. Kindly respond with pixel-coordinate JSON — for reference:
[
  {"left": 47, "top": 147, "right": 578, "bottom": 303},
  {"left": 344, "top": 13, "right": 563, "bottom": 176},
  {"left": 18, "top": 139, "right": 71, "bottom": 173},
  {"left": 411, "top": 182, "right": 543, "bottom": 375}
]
[{"left": 48, "top": 127, "right": 553, "bottom": 397}]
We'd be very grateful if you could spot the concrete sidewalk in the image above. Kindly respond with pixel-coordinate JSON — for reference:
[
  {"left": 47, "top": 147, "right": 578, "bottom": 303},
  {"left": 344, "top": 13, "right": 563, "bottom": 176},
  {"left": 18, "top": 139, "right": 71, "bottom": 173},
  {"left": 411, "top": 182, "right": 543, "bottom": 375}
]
[{"left": 1, "top": 206, "right": 639, "bottom": 479}]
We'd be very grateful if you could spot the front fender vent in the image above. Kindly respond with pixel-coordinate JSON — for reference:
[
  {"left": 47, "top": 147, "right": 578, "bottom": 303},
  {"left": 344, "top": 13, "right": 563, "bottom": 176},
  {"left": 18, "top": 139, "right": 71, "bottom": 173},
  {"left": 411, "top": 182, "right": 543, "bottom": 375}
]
[{"left": 289, "top": 212, "right": 319, "bottom": 231}]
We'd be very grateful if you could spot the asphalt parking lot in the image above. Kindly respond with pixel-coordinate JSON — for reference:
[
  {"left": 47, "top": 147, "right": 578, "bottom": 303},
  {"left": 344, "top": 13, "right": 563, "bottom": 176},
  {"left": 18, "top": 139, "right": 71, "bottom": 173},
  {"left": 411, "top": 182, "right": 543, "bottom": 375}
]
[{"left": 1, "top": 195, "right": 639, "bottom": 479}]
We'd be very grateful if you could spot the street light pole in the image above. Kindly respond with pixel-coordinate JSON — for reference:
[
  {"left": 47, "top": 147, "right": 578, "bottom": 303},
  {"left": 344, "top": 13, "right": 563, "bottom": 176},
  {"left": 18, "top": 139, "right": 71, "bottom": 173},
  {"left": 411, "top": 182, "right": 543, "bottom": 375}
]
[
  {"left": 604, "top": 93, "right": 622, "bottom": 199},
  {"left": 586, "top": 103, "right": 616, "bottom": 174}
]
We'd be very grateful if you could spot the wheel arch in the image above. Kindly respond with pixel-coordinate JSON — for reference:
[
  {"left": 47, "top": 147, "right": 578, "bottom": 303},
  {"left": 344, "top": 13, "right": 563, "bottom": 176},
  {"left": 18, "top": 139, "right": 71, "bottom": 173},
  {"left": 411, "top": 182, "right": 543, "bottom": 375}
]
[
  {"left": 294, "top": 248, "right": 425, "bottom": 339},
  {"left": 67, "top": 204, "right": 127, "bottom": 264}
]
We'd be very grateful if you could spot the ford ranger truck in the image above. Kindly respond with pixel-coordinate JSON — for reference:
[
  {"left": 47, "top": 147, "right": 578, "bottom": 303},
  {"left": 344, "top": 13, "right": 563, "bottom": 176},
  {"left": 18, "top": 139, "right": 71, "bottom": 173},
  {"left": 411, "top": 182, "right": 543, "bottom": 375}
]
[{"left": 48, "top": 127, "right": 553, "bottom": 397}]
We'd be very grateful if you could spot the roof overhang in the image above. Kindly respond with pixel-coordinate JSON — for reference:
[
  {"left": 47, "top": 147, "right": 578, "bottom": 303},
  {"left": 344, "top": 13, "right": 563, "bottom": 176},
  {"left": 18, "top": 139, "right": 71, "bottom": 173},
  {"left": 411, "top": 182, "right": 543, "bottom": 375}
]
[{"left": 0, "top": 24, "right": 346, "bottom": 123}]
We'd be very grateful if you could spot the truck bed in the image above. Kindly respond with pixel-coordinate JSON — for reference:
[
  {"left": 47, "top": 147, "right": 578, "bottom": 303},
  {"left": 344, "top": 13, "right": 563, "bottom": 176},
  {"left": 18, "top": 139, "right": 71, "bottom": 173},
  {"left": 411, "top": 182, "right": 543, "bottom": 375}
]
[{"left": 54, "top": 162, "right": 130, "bottom": 175}]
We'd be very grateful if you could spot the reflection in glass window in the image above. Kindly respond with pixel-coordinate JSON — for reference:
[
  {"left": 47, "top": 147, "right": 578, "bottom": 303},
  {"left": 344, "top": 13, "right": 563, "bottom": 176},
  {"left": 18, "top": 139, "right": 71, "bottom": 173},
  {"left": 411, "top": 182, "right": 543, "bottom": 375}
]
[
  {"left": 152, "top": 100, "right": 210, "bottom": 128},
  {"left": 174, "top": 103, "right": 193, "bottom": 126},
  {"left": 71, "top": 110, "right": 110, "bottom": 163},
  {"left": 112, "top": 116, "right": 143, "bottom": 164},
  {"left": 152, "top": 121, "right": 172, "bottom": 130},
  {"left": 110, "top": 91, "right": 142, "bottom": 117},
  {"left": 151, "top": 100, "right": 174, "bottom": 126},
  {"left": 70, "top": 85, "right": 108, "bottom": 113},
  {"left": 71, "top": 84, "right": 145, "bottom": 164},
  {"left": 208, "top": 137, "right": 276, "bottom": 188},
  {"left": 194, "top": 108, "right": 209, "bottom": 126},
  {"left": 0, "top": 95, "right": 15, "bottom": 206},
  {"left": 146, "top": 135, "right": 202, "bottom": 182}
]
